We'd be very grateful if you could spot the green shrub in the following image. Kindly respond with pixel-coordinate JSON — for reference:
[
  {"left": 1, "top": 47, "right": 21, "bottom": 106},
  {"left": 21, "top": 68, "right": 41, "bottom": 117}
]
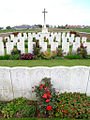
[
  {"left": 41, "top": 52, "right": 52, "bottom": 60},
  {"left": 33, "top": 40, "right": 41, "bottom": 58},
  {"left": 25, "top": 40, "right": 28, "bottom": 42},
  {"left": 47, "top": 44, "right": 51, "bottom": 48},
  {"left": 65, "top": 54, "right": 82, "bottom": 59},
  {"left": 21, "top": 104, "right": 36, "bottom": 117},
  {"left": 9, "top": 54, "right": 21, "bottom": 60},
  {"left": 55, "top": 92, "right": 90, "bottom": 119},
  {"left": 56, "top": 48, "right": 63, "bottom": 57},
  {"left": 77, "top": 45, "right": 88, "bottom": 59},
  {"left": 1, "top": 97, "right": 27, "bottom": 118},
  {"left": 0, "top": 55, "right": 10, "bottom": 60},
  {"left": 25, "top": 43, "right": 28, "bottom": 48},
  {"left": 9, "top": 49, "right": 21, "bottom": 60},
  {"left": 34, "top": 78, "right": 57, "bottom": 117}
]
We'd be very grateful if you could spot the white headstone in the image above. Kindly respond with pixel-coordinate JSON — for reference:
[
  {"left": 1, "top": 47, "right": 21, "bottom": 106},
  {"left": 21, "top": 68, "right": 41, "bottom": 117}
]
[
  {"left": 6, "top": 42, "right": 14, "bottom": 55},
  {"left": 10, "top": 34, "right": 14, "bottom": 40},
  {"left": 62, "top": 42, "right": 69, "bottom": 56},
  {"left": 84, "top": 42, "right": 90, "bottom": 55},
  {"left": 51, "top": 42, "right": 58, "bottom": 51},
  {"left": 75, "top": 37, "right": 80, "bottom": 43},
  {"left": 28, "top": 42, "right": 35, "bottom": 54},
  {"left": 23, "top": 33, "right": 27, "bottom": 40},
  {"left": 0, "top": 37, "right": 3, "bottom": 42},
  {"left": 17, "top": 33, "right": 22, "bottom": 39},
  {"left": 72, "top": 42, "right": 80, "bottom": 54},
  {"left": 69, "top": 37, "right": 73, "bottom": 45},
  {"left": 82, "top": 37, "right": 87, "bottom": 43},
  {"left": 17, "top": 42, "right": 25, "bottom": 54},
  {"left": 48, "top": 37, "right": 53, "bottom": 45},
  {"left": 41, "top": 42, "right": 47, "bottom": 53},
  {"left": 0, "top": 42, "right": 4, "bottom": 56}
]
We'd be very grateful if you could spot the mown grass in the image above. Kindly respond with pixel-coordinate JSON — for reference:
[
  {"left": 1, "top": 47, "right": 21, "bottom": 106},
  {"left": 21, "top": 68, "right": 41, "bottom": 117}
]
[
  {"left": 0, "top": 118, "right": 88, "bottom": 120},
  {"left": 70, "top": 28, "right": 90, "bottom": 33},
  {"left": 0, "top": 60, "right": 90, "bottom": 67},
  {"left": 0, "top": 28, "right": 90, "bottom": 33},
  {"left": 0, "top": 29, "right": 41, "bottom": 33}
]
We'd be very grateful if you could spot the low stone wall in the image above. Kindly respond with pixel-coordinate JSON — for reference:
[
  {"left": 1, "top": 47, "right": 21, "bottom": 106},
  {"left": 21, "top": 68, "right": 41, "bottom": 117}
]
[{"left": 0, "top": 66, "right": 90, "bottom": 101}]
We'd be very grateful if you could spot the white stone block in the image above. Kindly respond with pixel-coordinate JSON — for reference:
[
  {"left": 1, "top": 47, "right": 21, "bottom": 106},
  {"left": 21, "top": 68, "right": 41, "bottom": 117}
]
[
  {"left": 86, "top": 68, "right": 90, "bottom": 96},
  {"left": 17, "top": 33, "right": 22, "bottom": 39},
  {"left": 72, "top": 42, "right": 80, "bottom": 54},
  {"left": 41, "top": 42, "right": 47, "bottom": 53},
  {"left": 0, "top": 67, "right": 13, "bottom": 101},
  {"left": 51, "top": 67, "right": 71, "bottom": 93},
  {"left": 84, "top": 42, "right": 90, "bottom": 55},
  {"left": 70, "top": 67, "right": 89, "bottom": 93},
  {"left": 0, "top": 37, "right": 3, "bottom": 42},
  {"left": 23, "top": 33, "right": 27, "bottom": 40},
  {"left": 62, "top": 37, "right": 67, "bottom": 43},
  {"left": 82, "top": 37, "right": 87, "bottom": 44},
  {"left": 10, "top": 34, "right": 14, "bottom": 40},
  {"left": 62, "top": 42, "right": 69, "bottom": 55},
  {"left": 69, "top": 37, "right": 73, "bottom": 45},
  {"left": 75, "top": 37, "right": 80, "bottom": 43},
  {"left": 51, "top": 42, "right": 58, "bottom": 51},
  {"left": 0, "top": 42, "right": 4, "bottom": 56},
  {"left": 17, "top": 42, "right": 25, "bottom": 54},
  {"left": 30, "top": 67, "right": 51, "bottom": 100},
  {"left": 28, "top": 42, "right": 35, "bottom": 54},
  {"left": 6, "top": 42, "right": 14, "bottom": 55},
  {"left": 48, "top": 37, "right": 53, "bottom": 45}
]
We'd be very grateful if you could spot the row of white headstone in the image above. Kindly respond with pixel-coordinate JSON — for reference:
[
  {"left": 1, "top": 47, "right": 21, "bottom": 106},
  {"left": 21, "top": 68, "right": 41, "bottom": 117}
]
[{"left": 0, "top": 32, "right": 90, "bottom": 56}]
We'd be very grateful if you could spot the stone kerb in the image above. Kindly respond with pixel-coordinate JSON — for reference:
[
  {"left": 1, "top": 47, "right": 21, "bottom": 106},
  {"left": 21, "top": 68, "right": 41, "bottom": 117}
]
[{"left": 0, "top": 66, "right": 90, "bottom": 101}]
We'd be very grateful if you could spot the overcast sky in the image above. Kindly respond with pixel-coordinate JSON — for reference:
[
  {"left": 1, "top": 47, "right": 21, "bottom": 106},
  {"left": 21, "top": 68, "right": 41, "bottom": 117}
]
[{"left": 0, "top": 0, "right": 90, "bottom": 27}]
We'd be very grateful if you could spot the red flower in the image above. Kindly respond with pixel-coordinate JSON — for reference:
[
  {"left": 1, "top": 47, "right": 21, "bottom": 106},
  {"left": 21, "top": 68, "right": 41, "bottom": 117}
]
[
  {"left": 38, "top": 114, "right": 40, "bottom": 116},
  {"left": 44, "top": 87, "right": 46, "bottom": 90},
  {"left": 39, "top": 84, "right": 45, "bottom": 89},
  {"left": 46, "top": 105, "right": 52, "bottom": 111},
  {"left": 79, "top": 96, "right": 81, "bottom": 98},
  {"left": 46, "top": 99, "right": 50, "bottom": 103},
  {"left": 80, "top": 45, "right": 83, "bottom": 47},
  {"left": 61, "top": 110, "right": 65, "bottom": 113},
  {"left": 47, "top": 87, "right": 49, "bottom": 92},
  {"left": 59, "top": 101, "right": 61, "bottom": 104},
  {"left": 39, "top": 85, "right": 43, "bottom": 89},
  {"left": 42, "top": 84, "right": 45, "bottom": 87},
  {"left": 47, "top": 93, "right": 52, "bottom": 98},
  {"left": 42, "top": 94, "right": 47, "bottom": 99},
  {"left": 32, "top": 87, "right": 34, "bottom": 89},
  {"left": 85, "top": 46, "right": 87, "bottom": 48}
]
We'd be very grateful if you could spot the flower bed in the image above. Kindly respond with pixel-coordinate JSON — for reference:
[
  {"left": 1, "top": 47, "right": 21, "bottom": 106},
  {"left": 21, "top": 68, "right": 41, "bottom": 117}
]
[{"left": 0, "top": 78, "right": 89, "bottom": 119}]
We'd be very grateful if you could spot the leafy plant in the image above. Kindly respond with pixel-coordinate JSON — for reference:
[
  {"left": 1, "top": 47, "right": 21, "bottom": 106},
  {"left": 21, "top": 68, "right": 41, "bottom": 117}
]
[
  {"left": 1, "top": 97, "right": 27, "bottom": 118},
  {"left": 65, "top": 54, "right": 82, "bottom": 59},
  {"left": 9, "top": 49, "right": 21, "bottom": 60},
  {"left": 77, "top": 44, "right": 88, "bottom": 59},
  {"left": 21, "top": 104, "right": 36, "bottom": 117},
  {"left": 20, "top": 53, "right": 35, "bottom": 60},
  {"left": 0, "top": 55, "right": 10, "bottom": 60},
  {"left": 34, "top": 78, "right": 57, "bottom": 117},
  {"left": 41, "top": 52, "right": 52, "bottom": 60},
  {"left": 55, "top": 92, "right": 90, "bottom": 119},
  {"left": 33, "top": 40, "right": 41, "bottom": 58}
]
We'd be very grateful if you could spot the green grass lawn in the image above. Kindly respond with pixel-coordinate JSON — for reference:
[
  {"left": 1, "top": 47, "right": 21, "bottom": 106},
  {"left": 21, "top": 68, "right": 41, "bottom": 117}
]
[
  {"left": 0, "top": 29, "right": 41, "bottom": 33},
  {"left": 0, "top": 60, "right": 90, "bottom": 67},
  {"left": 70, "top": 28, "right": 90, "bottom": 33},
  {"left": 0, "top": 117, "right": 88, "bottom": 120},
  {"left": 0, "top": 28, "right": 90, "bottom": 34}
]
